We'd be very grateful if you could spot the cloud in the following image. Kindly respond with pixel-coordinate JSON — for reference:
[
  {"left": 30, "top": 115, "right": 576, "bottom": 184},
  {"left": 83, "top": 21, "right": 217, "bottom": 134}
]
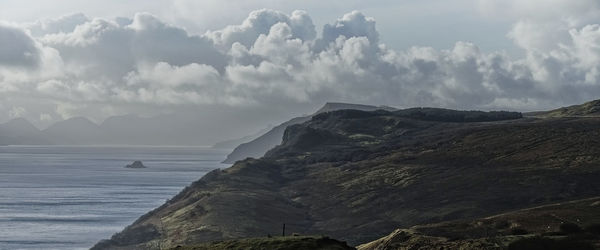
[
  {"left": 206, "top": 9, "right": 316, "bottom": 50},
  {"left": 0, "top": 7, "right": 599, "bottom": 128},
  {"left": 569, "top": 24, "right": 600, "bottom": 68},
  {"left": 0, "top": 23, "right": 40, "bottom": 68},
  {"left": 41, "top": 12, "right": 226, "bottom": 82},
  {"left": 27, "top": 13, "right": 89, "bottom": 37},
  {"left": 316, "top": 11, "right": 378, "bottom": 51},
  {"left": 477, "top": 0, "right": 600, "bottom": 23},
  {"left": 128, "top": 13, "right": 227, "bottom": 70},
  {"left": 8, "top": 106, "right": 27, "bottom": 118},
  {"left": 479, "top": 0, "right": 600, "bottom": 52},
  {"left": 120, "top": 62, "right": 231, "bottom": 105},
  {"left": 39, "top": 113, "right": 53, "bottom": 122}
]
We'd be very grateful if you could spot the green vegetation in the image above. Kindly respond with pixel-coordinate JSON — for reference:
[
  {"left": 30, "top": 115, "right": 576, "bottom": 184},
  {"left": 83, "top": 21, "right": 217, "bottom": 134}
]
[
  {"left": 508, "top": 222, "right": 600, "bottom": 250},
  {"left": 358, "top": 197, "right": 600, "bottom": 250},
  {"left": 171, "top": 236, "right": 355, "bottom": 250},
  {"left": 530, "top": 99, "right": 600, "bottom": 117},
  {"left": 311, "top": 107, "right": 523, "bottom": 123},
  {"left": 393, "top": 107, "right": 522, "bottom": 122},
  {"left": 508, "top": 236, "right": 595, "bottom": 250}
]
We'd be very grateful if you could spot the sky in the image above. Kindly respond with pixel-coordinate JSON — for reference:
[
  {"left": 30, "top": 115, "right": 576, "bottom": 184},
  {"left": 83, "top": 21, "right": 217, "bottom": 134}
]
[{"left": 1, "top": 0, "right": 600, "bottom": 140}]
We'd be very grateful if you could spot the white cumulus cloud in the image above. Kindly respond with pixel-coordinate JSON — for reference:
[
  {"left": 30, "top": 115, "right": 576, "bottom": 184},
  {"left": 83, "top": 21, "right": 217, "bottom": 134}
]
[{"left": 0, "top": 6, "right": 599, "bottom": 128}]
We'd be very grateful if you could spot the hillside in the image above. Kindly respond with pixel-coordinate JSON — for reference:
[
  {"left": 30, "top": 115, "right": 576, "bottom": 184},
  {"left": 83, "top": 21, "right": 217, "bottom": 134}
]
[
  {"left": 527, "top": 99, "right": 600, "bottom": 118},
  {"left": 222, "top": 102, "right": 396, "bottom": 163},
  {"left": 171, "top": 236, "right": 354, "bottom": 250},
  {"left": 93, "top": 104, "right": 600, "bottom": 249},
  {"left": 358, "top": 197, "right": 600, "bottom": 250}
]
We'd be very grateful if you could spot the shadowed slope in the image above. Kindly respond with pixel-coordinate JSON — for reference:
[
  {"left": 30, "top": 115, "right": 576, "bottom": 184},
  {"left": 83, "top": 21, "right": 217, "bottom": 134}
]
[{"left": 171, "top": 236, "right": 355, "bottom": 250}]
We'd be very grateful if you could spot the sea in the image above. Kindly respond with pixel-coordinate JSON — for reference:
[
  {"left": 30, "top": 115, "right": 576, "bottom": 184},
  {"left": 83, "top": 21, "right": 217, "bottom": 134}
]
[{"left": 0, "top": 145, "right": 229, "bottom": 250}]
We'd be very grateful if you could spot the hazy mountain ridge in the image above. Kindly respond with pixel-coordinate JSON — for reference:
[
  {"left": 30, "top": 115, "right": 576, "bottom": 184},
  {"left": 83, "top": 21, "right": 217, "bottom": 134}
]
[
  {"left": 93, "top": 100, "right": 600, "bottom": 249},
  {"left": 0, "top": 116, "right": 140, "bottom": 145},
  {"left": 0, "top": 113, "right": 238, "bottom": 146},
  {"left": 211, "top": 125, "right": 274, "bottom": 149},
  {"left": 0, "top": 118, "right": 49, "bottom": 145},
  {"left": 42, "top": 117, "right": 105, "bottom": 144}
]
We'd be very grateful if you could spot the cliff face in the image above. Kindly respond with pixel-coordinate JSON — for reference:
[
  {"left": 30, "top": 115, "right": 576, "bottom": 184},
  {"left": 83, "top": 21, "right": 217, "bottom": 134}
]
[
  {"left": 94, "top": 107, "right": 600, "bottom": 249},
  {"left": 221, "top": 116, "right": 312, "bottom": 163}
]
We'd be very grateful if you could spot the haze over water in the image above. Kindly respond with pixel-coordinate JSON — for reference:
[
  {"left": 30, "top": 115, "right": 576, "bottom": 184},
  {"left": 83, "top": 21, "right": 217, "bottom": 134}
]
[{"left": 0, "top": 146, "right": 228, "bottom": 250}]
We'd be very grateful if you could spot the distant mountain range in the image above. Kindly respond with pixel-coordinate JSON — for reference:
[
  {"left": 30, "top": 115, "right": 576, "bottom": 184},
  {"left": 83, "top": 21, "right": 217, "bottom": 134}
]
[
  {"left": 0, "top": 118, "right": 49, "bottom": 145},
  {"left": 0, "top": 113, "right": 234, "bottom": 146}
]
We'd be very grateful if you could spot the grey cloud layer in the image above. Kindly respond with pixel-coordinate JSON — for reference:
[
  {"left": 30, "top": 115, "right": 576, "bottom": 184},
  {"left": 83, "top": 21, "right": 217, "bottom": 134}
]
[
  {"left": 0, "top": 23, "right": 40, "bottom": 68},
  {"left": 1, "top": 6, "right": 600, "bottom": 125}
]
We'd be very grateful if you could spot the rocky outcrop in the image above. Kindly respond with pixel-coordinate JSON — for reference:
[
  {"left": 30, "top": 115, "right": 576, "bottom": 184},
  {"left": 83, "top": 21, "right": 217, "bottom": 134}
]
[{"left": 125, "top": 161, "right": 146, "bottom": 168}]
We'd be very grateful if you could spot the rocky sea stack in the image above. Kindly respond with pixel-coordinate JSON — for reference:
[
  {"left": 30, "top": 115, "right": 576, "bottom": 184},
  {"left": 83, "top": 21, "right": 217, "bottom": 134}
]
[{"left": 125, "top": 160, "right": 146, "bottom": 169}]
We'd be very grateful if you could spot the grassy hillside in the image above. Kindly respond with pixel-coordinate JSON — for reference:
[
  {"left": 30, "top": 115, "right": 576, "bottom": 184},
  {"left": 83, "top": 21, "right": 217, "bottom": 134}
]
[
  {"left": 528, "top": 99, "right": 600, "bottom": 117},
  {"left": 171, "top": 236, "right": 354, "bottom": 250},
  {"left": 358, "top": 197, "right": 600, "bottom": 250},
  {"left": 94, "top": 105, "right": 600, "bottom": 249}
]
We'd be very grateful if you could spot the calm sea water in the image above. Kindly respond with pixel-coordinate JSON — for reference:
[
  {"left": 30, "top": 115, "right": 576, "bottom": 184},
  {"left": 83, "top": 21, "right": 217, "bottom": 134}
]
[{"left": 0, "top": 146, "right": 229, "bottom": 250}]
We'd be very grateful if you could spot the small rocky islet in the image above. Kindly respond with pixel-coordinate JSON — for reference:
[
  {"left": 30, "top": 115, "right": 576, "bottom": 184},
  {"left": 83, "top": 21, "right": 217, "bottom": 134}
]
[{"left": 125, "top": 160, "right": 146, "bottom": 169}]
